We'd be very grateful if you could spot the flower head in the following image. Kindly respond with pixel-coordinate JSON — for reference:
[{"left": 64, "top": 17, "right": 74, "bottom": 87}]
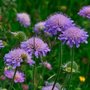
[
  {"left": 44, "top": 13, "right": 74, "bottom": 36},
  {"left": 4, "top": 48, "right": 34, "bottom": 68},
  {"left": 4, "top": 69, "right": 25, "bottom": 83},
  {"left": 42, "top": 82, "right": 61, "bottom": 90},
  {"left": 42, "top": 61, "right": 52, "bottom": 70},
  {"left": 17, "top": 13, "right": 31, "bottom": 27},
  {"left": 0, "top": 75, "right": 6, "bottom": 80},
  {"left": 22, "top": 84, "right": 29, "bottom": 90},
  {"left": 14, "top": 71, "right": 25, "bottom": 83},
  {"left": 21, "top": 37, "right": 50, "bottom": 58},
  {"left": 78, "top": 6, "right": 90, "bottom": 19},
  {"left": 42, "top": 86, "right": 59, "bottom": 90},
  {"left": 58, "top": 27, "right": 88, "bottom": 48},
  {"left": 34, "top": 21, "right": 45, "bottom": 33},
  {"left": 79, "top": 76, "right": 85, "bottom": 82}
]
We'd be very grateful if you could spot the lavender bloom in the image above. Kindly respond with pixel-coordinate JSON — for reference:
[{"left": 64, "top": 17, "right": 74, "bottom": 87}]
[
  {"left": 21, "top": 37, "right": 50, "bottom": 58},
  {"left": 42, "top": 82, "right": 61, "bottom": 90},
  {"left": 4, "top": 48, "right": 34, "bottom": 68},
  {"left": 4, "top": 69, "right": 14, "bottom": 79},
  {"left": 78, "top": 6, "right": 90, "bottom": 19},
  {"left": 44, "top": 13, "right": 74, "bottom": 36},
  {"left": 58, "top": 27, "right": 89, "bottom": 48},
  {"left": 42, "top": 61, "right": 52, "bottom": 70},
  {"left": 34, "top": 21, "right": 45, "bottom": 33},
  {"left": 14, "top": 71, "right": 25, "bottom": 83},
  {"left": 0, "top": 40, "right": 4, "bottom": 49},
  {"left": 4, "top": 69, "right": 25, "bottom": 83},
  {"left": 42, "top": 86, "right": 59, "bottom": 90},
  {"left": 17, "top": 13, "right": 30, "bottom": 27}
]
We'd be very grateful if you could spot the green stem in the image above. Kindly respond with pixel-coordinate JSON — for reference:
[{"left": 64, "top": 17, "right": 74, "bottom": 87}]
[
  {"left": 33, "top": 37, "right": 37, "bottom": 90},
  {"left": 60, "top": 74, "right": 70, "bottom": 89},
  {"left": 8, "top": 67, "right": 17, "bottom": 90},
  {"left": 69, "top": 47, "right": 74, "bottom": 89},
  {"left": 52, "top": 43, "right": 63, "bottom": 90},
  {"left": 36, "top": 57, "right": 45, "bottom": 89}
]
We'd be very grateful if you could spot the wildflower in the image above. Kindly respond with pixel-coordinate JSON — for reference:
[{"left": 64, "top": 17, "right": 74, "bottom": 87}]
[
  {"left": 4, "top": 69, "right": 25, "bottom": 83},
  {"left": 34, "top": 21, "right": 45, "bottom": 33},
  {"left": 58, "top": 27, "right": 88, "bottom": 48},
  {"left": 22, "top": 84, "right": 29, "bottom": 90},
  {"left": 4, "top": 69, "right": 14, "bottom": 79},
  {"left": 78, "top": 6, "right": 90, "bottom": 19},
  {"left": 42, "top": 86, "right": 59, "bottom": 90},
  {"left": 0, "top": 75, "right": 6, "bottom": 80},
  {"left": 4, "top": 48, "right": 35, "bottom": 68},
  {"left": 42, "top": 61, "right": 52, "bottom": 70},
  {"left": 21, "top": 37, "right": 50, "bottom": 58},
  {"left": 14, "top": 71, "right": 25, "bottom": 83},
  {"left": 44, "top": 13, "right": 74, "bottom": 36},
  {"left": 17, "top": 13, "right": 31, "bottom": 27},
  {"left": 79, "top": 76, "right": 85, "bottom": 82},
  {"left": 42, "top": 82, "right": 61, "bottom": 90}
]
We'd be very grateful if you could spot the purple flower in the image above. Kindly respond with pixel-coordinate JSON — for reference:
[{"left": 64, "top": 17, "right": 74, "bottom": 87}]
[
  {"left": 14, "top": 71, "right": 25, "bottom": 83},
  {"left": 4, "top": 48, "right": 34, "bottom": 68},
  {"left": 42, "top": 82, "right": 62, "bottom": 90},
  {"left": 4, "top": 69, "right": 14, "bottom": 79},
  {"left": 58, "top": 27, "right": 89, "bottom": 48},
  {"left": 4, "top": 69, "right": 25, "bottom": 83},
  {"left": 17, "top": 13, "right": 31, "bottom": 27},
  {"left": 34, "top": 21, "right": 45, "bottom": 33},
  {"left": 78, "top": 6, "right": 90, "bottom": 19},
  {"left": 41, "top": 61, "right": 52, "bottom": 70},
  {"left": 0, "top": 40, "right": 4, "bottom": 49},
  {"left": 42, "top": 86, "right": 59, "bottom": 90},
  {"left": 21, "top": 37, "right": 50, "bottom": 58},
  {"left": 44, "top": 13, "right": 74, "bottom": 36}
]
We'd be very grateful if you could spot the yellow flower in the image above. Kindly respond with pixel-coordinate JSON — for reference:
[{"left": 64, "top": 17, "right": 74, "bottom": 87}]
[{"left": 79, "top": 76, "right": 85, "bottom": 82}]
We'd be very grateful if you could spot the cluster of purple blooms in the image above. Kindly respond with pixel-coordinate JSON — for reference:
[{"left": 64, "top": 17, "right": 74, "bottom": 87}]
[
  {"left": 4, "top": 68, "right": 25, "bottom": 83},
  {"left": 44, "top": 13, "right": 89, "bottom": 48},
  {"left": 4, "top": 48, "right": 35, "bottom": 83},
  {"left": 4, "top": 37, "right": 50, "bottom": 83},
  {"left": 3, "top": 5, "right": 90, "bottom": 88},
  {"left": 4, "top": 13, "right": 50, "bottom": 83},
  {"left": 44, "top": 13, "right": 74, "bottom": 36},
  {"left": 42, "top": 82, "right": 61, "bottom": 90}
]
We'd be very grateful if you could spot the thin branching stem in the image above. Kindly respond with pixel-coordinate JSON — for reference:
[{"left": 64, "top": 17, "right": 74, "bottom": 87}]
[
  {"left": 69, "top": 47, "right": 74, "bottom": 89},
  {"left": 8, "top": 67, "right": 18, "bottom": 90},
  {"left": 52, "top": 42, "right": 63, "bottom": 90}
]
